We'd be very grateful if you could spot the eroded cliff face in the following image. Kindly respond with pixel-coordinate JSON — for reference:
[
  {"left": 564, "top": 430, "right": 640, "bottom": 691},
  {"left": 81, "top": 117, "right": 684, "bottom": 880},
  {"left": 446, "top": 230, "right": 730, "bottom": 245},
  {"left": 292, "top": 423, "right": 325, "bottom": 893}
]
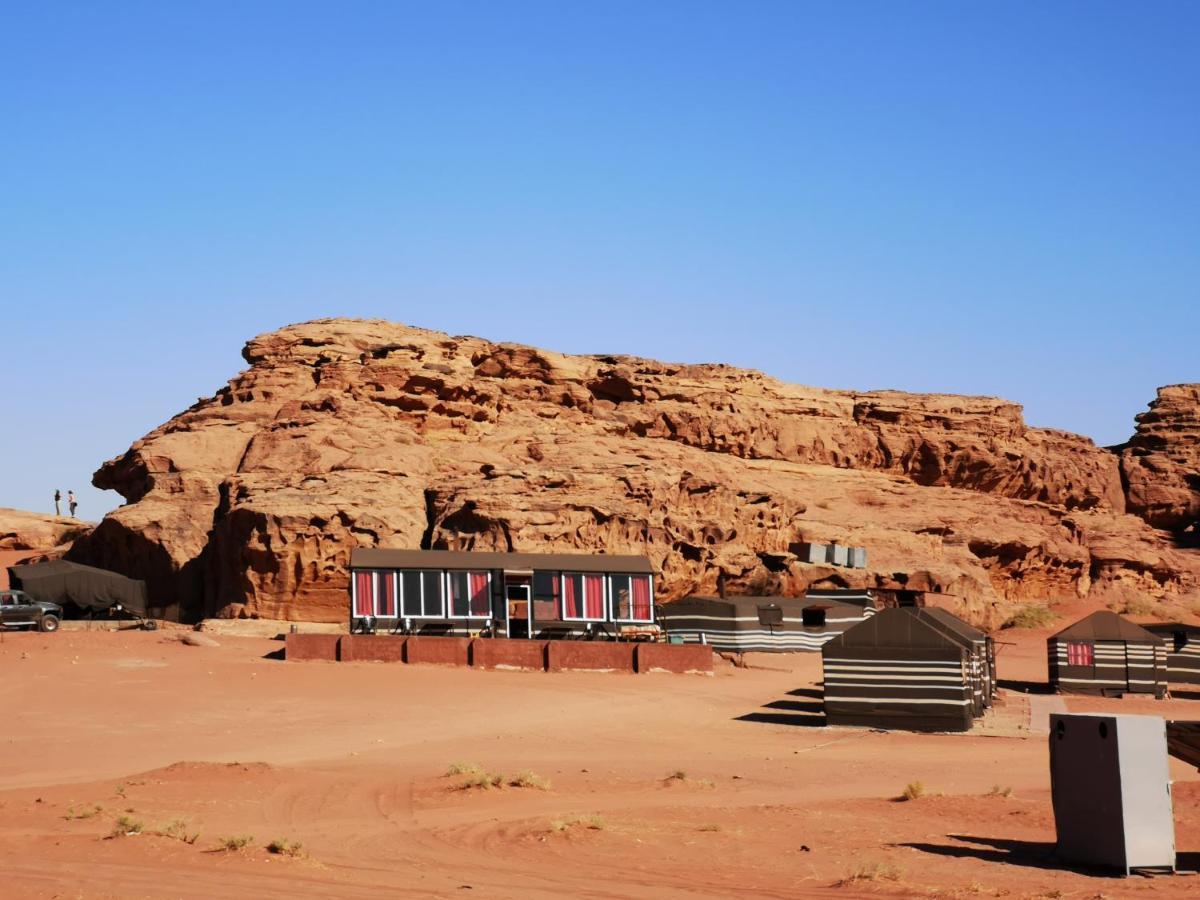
[
  {"left": 66, "top": 318, "right": 1200, "bottom": 624},
  {"left": 1120, "top": 384, "right": 1200, "bottom": 539}
]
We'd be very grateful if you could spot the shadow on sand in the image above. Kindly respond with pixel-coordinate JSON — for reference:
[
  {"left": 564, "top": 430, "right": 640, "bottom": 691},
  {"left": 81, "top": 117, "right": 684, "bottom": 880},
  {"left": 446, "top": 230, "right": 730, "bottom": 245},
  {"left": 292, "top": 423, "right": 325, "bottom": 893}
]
[
  {"left": 900, "top": 835, "right": 1198, "bottom": 877},
  {"left": 997, "top": 678, "right": 1053, "bottom": 695},
  {"left": 736, "top": 688, "right": 828, "bottom": 727}
]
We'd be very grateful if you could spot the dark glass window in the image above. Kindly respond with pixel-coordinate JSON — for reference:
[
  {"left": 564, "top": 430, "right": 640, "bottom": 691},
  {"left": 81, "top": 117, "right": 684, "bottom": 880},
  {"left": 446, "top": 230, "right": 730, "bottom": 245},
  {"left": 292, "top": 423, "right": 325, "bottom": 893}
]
[
  {"left": 421, "top": 570, "right": 443, "bottom": 616},
  {"left": 401, "top": 570, "right": 422, "bottom": 617},
  {"left": 532, "top": 571, "right": 559, "bottom": 602}
]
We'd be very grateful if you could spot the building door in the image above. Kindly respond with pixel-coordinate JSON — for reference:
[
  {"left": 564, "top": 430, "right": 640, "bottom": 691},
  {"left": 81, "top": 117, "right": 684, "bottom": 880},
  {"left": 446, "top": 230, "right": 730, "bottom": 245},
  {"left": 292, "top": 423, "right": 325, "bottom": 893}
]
[{"left": 507, "top": 584, "right": 531, "bottom": 639}]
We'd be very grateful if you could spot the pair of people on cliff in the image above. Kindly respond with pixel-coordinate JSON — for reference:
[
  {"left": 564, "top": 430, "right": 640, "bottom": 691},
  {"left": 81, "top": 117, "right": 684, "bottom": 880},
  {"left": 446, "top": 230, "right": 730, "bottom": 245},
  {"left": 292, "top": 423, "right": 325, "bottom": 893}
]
[{"left": 54, "top": 490, "right": 77, "bottom": 517}]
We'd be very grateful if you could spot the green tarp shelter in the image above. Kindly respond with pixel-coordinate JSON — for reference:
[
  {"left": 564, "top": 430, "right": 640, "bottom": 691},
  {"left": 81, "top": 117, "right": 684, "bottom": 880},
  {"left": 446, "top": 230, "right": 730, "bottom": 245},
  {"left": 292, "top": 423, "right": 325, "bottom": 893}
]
[{"left": 6, "top": 560, "right": 148, "bottom": 615}]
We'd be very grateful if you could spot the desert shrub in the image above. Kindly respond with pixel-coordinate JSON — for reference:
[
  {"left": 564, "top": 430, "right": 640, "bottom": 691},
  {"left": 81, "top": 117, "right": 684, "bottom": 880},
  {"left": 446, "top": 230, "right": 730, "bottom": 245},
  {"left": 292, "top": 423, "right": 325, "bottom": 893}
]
[
  {"left": 987, "top": 784, "right": 1013, "bottom": 798},
  {"left": 898, "top": 781, "right": 925, "bottom": 802},
  {"left": 456, "top": 772, "right": 504, "bottom": 791},
  {"left": 1001, "top": 605, "right": 1056, "bottom": 630},
  {"left": 155, "top": 819, "right": 200, "bottom": 843},
  {"left": 109, "top": 815, "right": 144, "bottom": 837},
  {"left": 446, "top": 761, "right": 483, "bottom": 777},
  {"left": 509, "top": 771, "right": 551, "bottom": 791},
  {"left": 216, "top": 834, "right": 254, "bottom": 851},
  {"left": 64, "top": 804, "right": 103, "bottom": 821},
  {"left": 550, "top": 814, "right": 606, "bottom": 833},
  {"left": 665, "top": 770, "right": 687, "bottom": 783},
  {"left": 1121, "top": 596, "right": 1156, "bottom": 617},
  {"left": 836, "top": 860, "right": 902, "bottom": 885},
  {"left": 266, "top": 838, "right": 305, "bottom": 857},
  {"left": 696, "top": 823, "right": 721, "bottom": 832}
]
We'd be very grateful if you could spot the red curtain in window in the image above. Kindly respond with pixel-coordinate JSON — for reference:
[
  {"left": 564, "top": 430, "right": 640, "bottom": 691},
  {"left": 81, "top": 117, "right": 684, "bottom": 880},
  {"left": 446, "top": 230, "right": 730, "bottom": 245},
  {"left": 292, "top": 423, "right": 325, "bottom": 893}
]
[
  {"left": 584, "top": 574, "right": 604, "bottom": 619},
  {"left": 354, "top": 571, "right": 374, "bottom": 617},
  {"left": 631, "top": 576, "right": 651, "bottom": 621},
  {"left": 377, "top": 573, "right": 395, "bottom": 616},
  {"left": 1066, "top": 641, "right": 1093, "bottom": 666},
  {"left": 469, "top": 572, "right": 490, "bottom": 616},
  {"left": 563, "top": 575, "right": 578, "bottom": 618}
]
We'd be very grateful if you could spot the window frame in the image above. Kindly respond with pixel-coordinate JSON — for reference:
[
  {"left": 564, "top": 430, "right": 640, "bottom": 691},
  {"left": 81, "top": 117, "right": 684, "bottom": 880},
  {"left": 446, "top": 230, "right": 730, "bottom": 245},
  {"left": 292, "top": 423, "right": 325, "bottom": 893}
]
[
  {"left": 445, "top": 569, "right": 493, "bottom": 619},
  {"left": 609, "top": 573, "right": 654, "bottom": 623},
  {"left": 395, "top": 568, "right": 448, "bottom": 619},
  {"left": 1065, "top": 641, "right": 1094, "bottom": 667},
  {"left": 560, "top": 572, "right": 608, "bottom": 622},
  {"left": 373, "top": 570, "right": 397, "bottom": 618}
]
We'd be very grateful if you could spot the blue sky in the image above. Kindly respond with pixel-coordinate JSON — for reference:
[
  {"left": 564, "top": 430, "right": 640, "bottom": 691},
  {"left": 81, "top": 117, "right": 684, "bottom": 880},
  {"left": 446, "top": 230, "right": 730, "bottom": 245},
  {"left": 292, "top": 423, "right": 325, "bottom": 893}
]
[{"left": 2, "top": 1, "right": 1197, "bottom": 519}]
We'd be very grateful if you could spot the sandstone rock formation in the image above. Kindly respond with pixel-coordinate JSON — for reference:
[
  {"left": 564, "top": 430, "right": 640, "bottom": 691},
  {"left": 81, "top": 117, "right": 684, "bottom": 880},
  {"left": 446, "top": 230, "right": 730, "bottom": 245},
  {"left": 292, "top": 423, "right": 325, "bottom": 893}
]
[
  {"left": 1119, "top": 384, "right": 1200, "bottom": 539},
  {"left": 0, "top": 508, "right": 92, "bottom": 552},
  {"left": 66, "top": 319, "right": 1200, "bottom": 624}
]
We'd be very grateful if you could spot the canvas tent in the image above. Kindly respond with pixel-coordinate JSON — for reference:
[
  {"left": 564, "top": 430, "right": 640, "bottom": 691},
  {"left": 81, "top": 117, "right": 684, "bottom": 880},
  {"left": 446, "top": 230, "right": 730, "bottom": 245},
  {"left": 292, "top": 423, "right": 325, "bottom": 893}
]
[
  {"left": 659, "top": 594, "right": 875, "bottom": 652},
  {"left": 6, "top": 560, "right": 148, "bottom": 616},
  {"left": 821, "top": 607, "right": 985, "bottom": 732},
  {"left": 1048, "top": 612, "right": 1167, "bottom": 698},
  {"left": 921, "top": 607, "right": 997, "bottom": 714},
  {"left": 1144, "top": 623, "right": 1200, "bottom": 685}
]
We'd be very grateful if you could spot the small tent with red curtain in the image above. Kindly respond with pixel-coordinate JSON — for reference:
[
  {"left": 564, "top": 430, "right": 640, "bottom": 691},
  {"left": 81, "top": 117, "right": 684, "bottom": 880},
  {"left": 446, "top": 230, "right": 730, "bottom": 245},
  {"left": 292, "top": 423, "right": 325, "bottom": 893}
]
[{"left": 1048, "top": 611, "right": 1167, "bottom": 698}]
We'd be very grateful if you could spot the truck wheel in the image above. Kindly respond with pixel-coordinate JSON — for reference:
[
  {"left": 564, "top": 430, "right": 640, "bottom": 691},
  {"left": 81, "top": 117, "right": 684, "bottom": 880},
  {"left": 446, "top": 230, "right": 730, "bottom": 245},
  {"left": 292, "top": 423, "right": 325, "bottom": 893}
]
[
  {"left": 39, "top": 615, "right": 60, "bottom": 633},
  {"left": 142, "top": 619, "right": 158, "bottom": 631}
]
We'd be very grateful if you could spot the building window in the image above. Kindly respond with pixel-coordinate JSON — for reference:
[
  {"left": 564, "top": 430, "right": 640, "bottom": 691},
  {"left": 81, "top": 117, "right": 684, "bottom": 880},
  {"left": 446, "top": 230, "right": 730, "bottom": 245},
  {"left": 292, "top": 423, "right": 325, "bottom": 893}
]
[
  {"left": 532, "top": 571, "right": 559, "bottom": 604},
  {"left": 801, "top": 606, "right": 827, "bottom": 628},
  {"left": 353, "top": 571, "right": 374, "bottom": 617},
  {"left": 448, "top": 570, "right": 491, "bottom": 618},
  {"left": 395, "top": 569, "right": 446, "bottom": 618},
  {"left": 1066, "top": 641, "right": 1093, "bottom": 666},
  {"left": 376, "top": 572, "right": 396, "bottom": 617},
  {"left": 562, "top": 573, "right": 605, "bottom": 620},
  {"left": 609, "top": 574, "right": 652, "bottom": 622}
]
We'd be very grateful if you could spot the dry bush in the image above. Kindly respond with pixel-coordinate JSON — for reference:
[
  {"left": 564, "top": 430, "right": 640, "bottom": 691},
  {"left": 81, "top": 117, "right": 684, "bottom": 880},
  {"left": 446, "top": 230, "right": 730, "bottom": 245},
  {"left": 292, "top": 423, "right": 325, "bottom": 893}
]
[
  {"left": 1001, "top": 605, "right": 1056, "bottom": 630},
  {"left": 216, "top": 834, "right": 254, "bottom": 851},
  {"left": 457, "top": 772, "right": 504, "bottom": 791},
  {"left": 550, "top": 814, "right": 606, "bottom": 833},
  {"left": 266, "top": 838, "right": 305, "bottom": 857},
  {"left": 155, "top": 819, "right": 200, "bottom": 843},
  {"left": 64, "top": 804, "right": 103, "bottom": 821},
  {"left": 835, "top": 860, "right": 902, "bottom": 885},
  {"left": 109, "top": 815, "right": 143, "bottom": 838},
  {"left": 897, "top": 781, "right": 925, "bottom": 802},
  {"left": 446, "top": 761, "right": 483, "bottom": 777},
  {"left": 987, "top": 784, "right": 1013, "bottom": 798},
  {"left": 1120, "top": 596, "right": 1156, "bottom": 617},
  {"left": 509, "top": 771, "right": 551, "bottom": 791}
]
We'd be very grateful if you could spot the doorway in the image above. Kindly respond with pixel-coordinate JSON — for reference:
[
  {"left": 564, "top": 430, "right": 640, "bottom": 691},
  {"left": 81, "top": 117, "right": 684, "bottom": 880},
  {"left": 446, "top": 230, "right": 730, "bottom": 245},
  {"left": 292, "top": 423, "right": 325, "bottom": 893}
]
[{"left": 507, "top": 584, "right": 531, "bottom": 638}]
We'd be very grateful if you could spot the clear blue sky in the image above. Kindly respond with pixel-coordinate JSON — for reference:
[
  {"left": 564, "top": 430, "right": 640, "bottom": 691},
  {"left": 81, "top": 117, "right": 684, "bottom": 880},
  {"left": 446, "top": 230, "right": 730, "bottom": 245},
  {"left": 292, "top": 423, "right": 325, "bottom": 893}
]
[{"left": 2, "top": 1, "right": 1197, "bottom": 519}]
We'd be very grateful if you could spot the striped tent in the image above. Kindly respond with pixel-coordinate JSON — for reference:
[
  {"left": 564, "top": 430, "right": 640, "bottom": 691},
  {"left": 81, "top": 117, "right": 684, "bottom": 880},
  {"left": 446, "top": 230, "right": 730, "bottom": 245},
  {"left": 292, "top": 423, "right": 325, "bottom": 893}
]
[
  {"left": 921, "top": 607, "right": 997, "bottom": 715},
  {"left": 659, "top": 594, "right": 875, "bottom": 653},
  {"left": 821, "top": 608, "right": 979, "bottom": 733},
  {"left": 1048, "top": 612, "right": 1167, "bottom": 698},
  {"left": 1144, "top": 624, "right": 1200, "bottom": 685}
]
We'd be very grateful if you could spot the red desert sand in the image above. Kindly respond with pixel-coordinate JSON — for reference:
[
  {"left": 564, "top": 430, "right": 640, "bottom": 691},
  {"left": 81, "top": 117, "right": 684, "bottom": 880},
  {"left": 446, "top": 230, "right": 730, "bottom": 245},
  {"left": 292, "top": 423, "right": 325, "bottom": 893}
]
[{"left": 1, "top": 618, "right": 1198, "bottom": 899}]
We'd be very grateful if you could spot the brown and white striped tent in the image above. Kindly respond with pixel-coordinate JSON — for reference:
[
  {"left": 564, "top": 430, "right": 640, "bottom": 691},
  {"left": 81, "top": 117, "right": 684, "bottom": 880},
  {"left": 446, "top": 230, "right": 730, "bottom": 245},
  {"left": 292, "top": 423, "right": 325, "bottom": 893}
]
[
  {"left": 1144, "top": 624, "right": 1200, "bottom": 685},
  {"left": 821, "top": 607, "right": 983, "bottom": 732},
  {"left": 1048, "top": 612, "right": 1167, "bottom": 698}
]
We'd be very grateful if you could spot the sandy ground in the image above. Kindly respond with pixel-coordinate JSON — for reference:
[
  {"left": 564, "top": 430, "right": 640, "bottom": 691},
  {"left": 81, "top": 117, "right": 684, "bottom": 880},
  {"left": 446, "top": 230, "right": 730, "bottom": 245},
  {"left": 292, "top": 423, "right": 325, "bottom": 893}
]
[{"left": 1, "top": 624, "right": 1198, "bottom": 899}]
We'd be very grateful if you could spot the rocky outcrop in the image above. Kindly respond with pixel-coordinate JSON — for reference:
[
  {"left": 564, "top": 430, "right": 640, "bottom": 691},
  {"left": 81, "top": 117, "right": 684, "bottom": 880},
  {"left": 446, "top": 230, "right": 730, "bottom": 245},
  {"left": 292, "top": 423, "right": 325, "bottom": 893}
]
[
  {"left": 0, "top": 508, "right": 92, "bottom": 552},
  {"left": 67, "top": 319, "right": 1200, "bottom": 624},
  {"left": 1119, "top": 384, "right": 1200, "bottom": 539}
]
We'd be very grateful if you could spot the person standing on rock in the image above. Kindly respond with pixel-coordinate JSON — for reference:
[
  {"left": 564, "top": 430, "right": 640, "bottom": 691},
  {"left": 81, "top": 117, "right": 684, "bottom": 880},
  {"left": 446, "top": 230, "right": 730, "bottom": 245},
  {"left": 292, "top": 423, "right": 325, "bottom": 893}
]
[
  {"left": 68, "top": 490, "right": 77, "bottom": 517},
  {"left": 54, "top": 489, "right": 61, "bottom": 516}
]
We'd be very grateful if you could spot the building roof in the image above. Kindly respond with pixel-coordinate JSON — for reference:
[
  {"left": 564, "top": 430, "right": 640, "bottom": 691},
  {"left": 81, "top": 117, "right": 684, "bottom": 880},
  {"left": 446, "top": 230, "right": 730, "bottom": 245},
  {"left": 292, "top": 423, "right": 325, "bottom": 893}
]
[
  {"left": 663, "top": 596, "right": 820, "bottom": 616},
  {"left": 824, "top": 607, "right": 972, "bottom": 651},
  {"left": 1051, "top": 610, "right": 1164, "bottom": 644},
  {"left": 1144, "top": 622, "right": 1200, "bottom": 638},
  {"left": 350, "top": 548, "right": 654, "bottom": 575},
  {"left": 921, "top": 607, "right": 988, "bottom": 643}
]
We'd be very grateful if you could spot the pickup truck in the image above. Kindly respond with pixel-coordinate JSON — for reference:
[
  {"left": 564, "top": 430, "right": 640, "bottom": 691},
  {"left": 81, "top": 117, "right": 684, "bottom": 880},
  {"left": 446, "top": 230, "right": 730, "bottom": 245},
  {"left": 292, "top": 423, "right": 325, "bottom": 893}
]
[{"left": 0, "top": 590, "right": 62, "bottom": 632}]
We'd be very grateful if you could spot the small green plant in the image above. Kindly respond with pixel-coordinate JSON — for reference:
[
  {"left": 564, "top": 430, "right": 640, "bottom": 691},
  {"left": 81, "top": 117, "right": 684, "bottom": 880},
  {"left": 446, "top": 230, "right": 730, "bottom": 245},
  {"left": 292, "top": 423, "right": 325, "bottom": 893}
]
[
  {"left": 155, "top": 819, "right": 200, "bottom": 843},
  {"left": 446, "top": 761, "right": 484, "bottom": 777},
  {"left": 987, "top": 784, "right": 1013, "bottom": 798},
  {"left": 216, "top": 834, "right": 254, "bottom": 851},
  {"left": 1001, "top": 605, "right": 1056, "bottom": 630},
  {"left": 64, "top": 804, "right": 103, "bottom": 821},
  {"left": 835, "top": 860, "right": 902, "bottom": 885},
  {"left": 266, "top": 838, "right": 305, "bottom": 857},
  {"left": 550, "top": 814, "right": 606, "bottom": 833},
  {"left": 509, "top": 771, "right": 551, "bottom": 791},
  {"left": 898, "top": 781, "right": 925, "bottom": 802},
  {"left": 109, "top": 815, "right": 144, "bottom": 837}
]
